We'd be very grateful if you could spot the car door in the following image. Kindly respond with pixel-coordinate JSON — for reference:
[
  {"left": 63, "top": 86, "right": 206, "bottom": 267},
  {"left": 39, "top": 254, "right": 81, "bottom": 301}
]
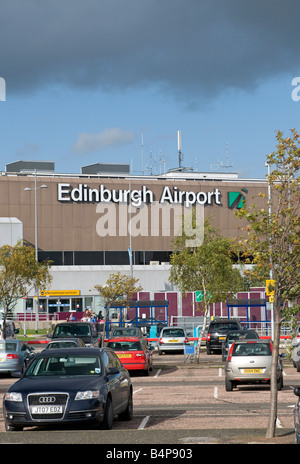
[{"left": 107, "top": 350, "right": 129, "bottom": 412}]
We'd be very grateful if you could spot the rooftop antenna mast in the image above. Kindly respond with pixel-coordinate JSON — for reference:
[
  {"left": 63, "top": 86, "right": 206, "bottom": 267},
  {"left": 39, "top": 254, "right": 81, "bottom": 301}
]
[{"left": 178, "top": 130, "right": 183, "bottom": 169}]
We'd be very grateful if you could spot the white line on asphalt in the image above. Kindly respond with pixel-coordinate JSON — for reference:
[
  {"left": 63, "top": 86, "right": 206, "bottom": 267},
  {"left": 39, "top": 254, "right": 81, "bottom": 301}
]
[
  {"left": 154, "top": 369, "right": 161, "bottom": 378},
  {"left": 219, "top": 368, "right": 222, "bottom": 377},
  {"left": 214, "top": 387, "right": 218, "bottom": 399},
  {"left": 133, "top": 388, "right": 143, "bottom": 395},
  {"left": 138, "top": 415, "right": 150, "bottom": 429}
]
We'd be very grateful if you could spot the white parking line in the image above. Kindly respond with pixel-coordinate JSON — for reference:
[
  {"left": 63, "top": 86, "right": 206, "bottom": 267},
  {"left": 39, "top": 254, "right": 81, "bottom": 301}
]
[
  {"left": 154, "top": 369, "right": 161, "bottom": 378},
  {"left": 138, "top": 415, "right": 150, "bottom": 429},
  {"left": 133, "top": 388, "right": 143, "bottom": 395}
]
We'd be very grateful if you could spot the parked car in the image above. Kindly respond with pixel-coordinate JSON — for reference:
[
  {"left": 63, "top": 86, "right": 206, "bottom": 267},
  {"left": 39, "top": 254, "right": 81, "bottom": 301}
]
[
  {"left": 110, "top": 326, "right": 144, "bottom": 338},
  {"left": 206, "top": 318, "right": 242, "bottom": 354},
  {"left": 157, "top": 326, "right": 188, "bottom": 355},
  {"left": 294, "top": 386, "right": 300, "bottom": 444},
  {"left": 0, "top": 320, "right": 19, "bottom": 339},
  {"left": 44, "top": 337, "right": 86, "bottom": 350},
  {"left": 3, "top": 347, "right": 133, "bottom": 431},
  {"left": 107, "top": 336, "right": 153, "bottom": 375},
  {"left": 224, "top": 339, "right": 285, "bottom": 391},
  {"left": 51, "top": 321, "right": 101, "bottom": 347},
  {"left": 0, "top": 339, "right": 36, "bottom": 376},
  {"left": 221, "top": 330, "right": 259, "bottom": 361},
  {"left": 291, "top": 326, "right": 300, "bottom": 371}
]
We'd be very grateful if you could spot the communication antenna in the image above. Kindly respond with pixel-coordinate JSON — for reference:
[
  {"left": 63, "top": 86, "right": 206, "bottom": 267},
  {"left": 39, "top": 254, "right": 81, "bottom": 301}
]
[{"left": 178, "top": 130, "right": 183, "bottom": 168}]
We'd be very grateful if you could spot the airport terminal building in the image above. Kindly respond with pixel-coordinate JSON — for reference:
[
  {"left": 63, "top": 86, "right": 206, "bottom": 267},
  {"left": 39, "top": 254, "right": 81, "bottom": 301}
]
[{"left": 0, "top": 160, "right": 269, "bottom": 325}]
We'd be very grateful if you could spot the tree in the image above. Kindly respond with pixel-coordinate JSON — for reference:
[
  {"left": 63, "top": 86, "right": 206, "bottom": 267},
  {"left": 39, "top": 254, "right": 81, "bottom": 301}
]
[
  {"left": 236, "top": 129, "right": 300, "bottom": 438},
  {"left": 0, "top": 241, "right": 52, "bottom": 336},
  {"left": 169, "top": 218, "right": 244, "bottom": 358},
  {"left": 94, "top": 272, "right": 142, "bottom": 346}
]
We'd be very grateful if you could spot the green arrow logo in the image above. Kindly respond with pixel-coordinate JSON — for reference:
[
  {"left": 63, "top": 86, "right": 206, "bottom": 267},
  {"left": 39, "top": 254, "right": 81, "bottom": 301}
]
[{"left": 228, "top": 190, "right": 246, "bottom": 209}]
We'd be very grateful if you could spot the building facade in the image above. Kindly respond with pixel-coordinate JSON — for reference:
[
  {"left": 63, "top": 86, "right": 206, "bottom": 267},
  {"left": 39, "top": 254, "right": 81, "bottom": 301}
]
[{"left": 0, "top": 163, "right": 268, "bottom": 321}]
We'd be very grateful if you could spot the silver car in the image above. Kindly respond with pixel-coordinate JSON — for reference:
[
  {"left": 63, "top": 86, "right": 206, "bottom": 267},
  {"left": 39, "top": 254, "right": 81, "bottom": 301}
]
[
  {"left": 291, "top": 326, "right": 300, "bottom": 371},
  {"left": 294, "top": 387, "right": 300, "bottom": 444},
  {"left": 0, "top": 339, "right": 36, "bottom": 376},
  {"left": 224, "top": 339, "right": 285, "bottom": 391},
  {"left": 44, "top": 337, "right": 86, "bottom": 349},
  {"left": 157, "top": 326, "right": 188, "bottom": 355}
]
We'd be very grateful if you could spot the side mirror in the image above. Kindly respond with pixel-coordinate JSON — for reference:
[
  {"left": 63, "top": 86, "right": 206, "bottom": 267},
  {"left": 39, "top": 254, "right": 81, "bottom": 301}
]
[
  {"left": 280, "top": 353, "right": 287, "bottom": 358},
  {"left": 294, "top": 386, "right": 300, "bottom": 397},
  {"left": 108, "top": 367, "right": 119, "bottom": 375}
]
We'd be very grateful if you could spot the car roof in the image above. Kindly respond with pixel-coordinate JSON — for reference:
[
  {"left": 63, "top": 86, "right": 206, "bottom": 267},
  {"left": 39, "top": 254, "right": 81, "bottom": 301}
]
[
  {"left": 48, "top": 337, "right": 83, "bottom": 343},
  {"left": 107, "top": 337, "right": 141, "bottom": 342},
  {"left": 36, "top": 347, "right": 102, "bottom": 358},
  {"left": 233, "top": 339, "right": 269, "bottom": 345}
]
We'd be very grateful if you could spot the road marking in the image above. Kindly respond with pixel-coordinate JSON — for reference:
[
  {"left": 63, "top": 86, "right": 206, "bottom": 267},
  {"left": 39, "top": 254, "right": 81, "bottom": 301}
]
[
  {"left": 133, "top": 388, "right": 143, "bottom": 395},
  {"left": 214, "top": 387, "right": 218, "bottom": 399},
  {"left": 219, "top": 368, "right": 222, "bottom": 377},
  {"left": 138, "top": 415, "right": 150, "bottom": 429},
  {"left": 154, "top": 369, "right": 161, "bottom": 378}
]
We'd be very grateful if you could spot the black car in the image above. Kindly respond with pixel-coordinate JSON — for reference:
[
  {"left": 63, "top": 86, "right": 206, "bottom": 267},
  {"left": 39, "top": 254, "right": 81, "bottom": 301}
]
[
  {"left": 3, "top": 347, "right": 133, "bottom": 431},
  {"left": 51, "top": 322, "right": 101, "bottom": 347},
  {"left": 110, "top": 326, "right": 144, "bottom": 338},
  {"left": 221, "top": 329, "right": 259, "bottom": 361},
  {"left": 206, "top": 318, "right": 242, "bottom": 354}
]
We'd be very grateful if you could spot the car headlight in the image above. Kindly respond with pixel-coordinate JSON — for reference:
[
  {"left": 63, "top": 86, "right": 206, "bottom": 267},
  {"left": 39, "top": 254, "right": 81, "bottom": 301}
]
[
  {"left": 75, "top": 390, "right": 100, "bottom": 400},
  {"left": 5, "top": 392, "right": 22, "bottom": 402}
]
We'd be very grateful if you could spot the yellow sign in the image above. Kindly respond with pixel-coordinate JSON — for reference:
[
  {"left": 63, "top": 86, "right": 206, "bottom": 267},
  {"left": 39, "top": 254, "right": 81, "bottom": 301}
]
[
  {"left": 266, "top": 280, "right": 275, "bottom": 296},
  {"left": 40, "top": 290, "right": 80, "bottom": 297},
  {"left": 269, "top": 296, "right": 274, "bottom": 303}
]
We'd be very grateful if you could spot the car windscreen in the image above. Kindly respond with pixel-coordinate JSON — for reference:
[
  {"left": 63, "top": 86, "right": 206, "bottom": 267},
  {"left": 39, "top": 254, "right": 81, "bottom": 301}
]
[
  {"left": 107, "top": 341, "right": 142, "bottom": 351},
  {"left": 25, "top": 355, "right": 101, "bottom": 376},
  {"left": 227, "top": 331, "right": 258, "bottom": 342},
  {"left": 232, "top": 343, "right": 272, "bottom": 356},
  {"left": 112, "top": 328, "right": 138, "bottom": 337},
  {"left": 210, "top": 322, "right": 239, "bottom": 332},
  {"left": 47, "top": 341, "right": 79, "bottom": 349},
  {"left": 161, "top": 328, "right": 185, "bottom": 337},
  {"left": 0, "top": 341, "right": 17, "bottom": 351},
  {"left": 54, "top": 325, "right": 91, "bottom": 337}
]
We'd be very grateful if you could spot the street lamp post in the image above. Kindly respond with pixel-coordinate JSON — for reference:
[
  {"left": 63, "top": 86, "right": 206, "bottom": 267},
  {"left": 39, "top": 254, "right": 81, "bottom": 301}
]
[
  {"left": 265, "top": 161, "right": 274, "bottom": 341},
  {"left": 24, "top": 170, "right": 48, "bottom": 332}
]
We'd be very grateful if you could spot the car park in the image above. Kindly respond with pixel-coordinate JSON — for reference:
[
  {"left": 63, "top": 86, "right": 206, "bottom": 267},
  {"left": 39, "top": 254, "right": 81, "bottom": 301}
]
[
  {"left": 106, "top": 336, "right": 153, "bottom": 375},
  {"left": 51, "top": 321, "right": 101, "bottom": 347},
  {"left": 224, "top": 339, "right": 285, "bottom": 391},
  {"left": 157, "top": 326, "right": 188, "bottom": 355},
  {"left": 3, "top": 347, "right": 133, "bottom": 431},
  {"left": 206, "top": 318, "right": 242, "bottom": 354},
  {"left": 221, "top": 329, "right": 259, "bottom": 361},
  {"left": 0, "top": 339, "right": 36, "bottom": 376},
  {"left": 44, "top": 337, "right": 86, "bottom": 350}
]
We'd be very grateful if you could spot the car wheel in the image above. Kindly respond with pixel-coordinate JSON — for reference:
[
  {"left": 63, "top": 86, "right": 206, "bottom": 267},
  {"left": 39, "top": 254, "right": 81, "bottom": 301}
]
[
  {"left": 101, "top": 396, "right": 114, "bottom": 430},
  {"left": 296, "top": 361, "right": 300, "bottom": 373},
  {"left": 118, "top": 390, "right": 133, "bottom": 421},
  {"left": 277, "top": 375, "right": 283, "bottom": 391},
  {"left": 225, "top": 378, "right": 233, "bottom": 391},
  {"left": 143, "top": 365, "right": 150, "bottom": 376},
  {"left": 158, "top": 350, "right": 163, "bottom": 356}
]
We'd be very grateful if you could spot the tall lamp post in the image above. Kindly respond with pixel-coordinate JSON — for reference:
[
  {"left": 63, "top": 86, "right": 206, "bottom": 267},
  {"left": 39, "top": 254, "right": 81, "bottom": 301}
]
[
  {"left": 24, "top": 170, "right": 48, "bottom": 332},
  {"left": 265, "top": 161, "right": 274, "bottom": 341}
]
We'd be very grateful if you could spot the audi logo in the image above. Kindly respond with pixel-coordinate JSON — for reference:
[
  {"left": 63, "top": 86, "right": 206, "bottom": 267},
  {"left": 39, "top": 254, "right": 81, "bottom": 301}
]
[{"left": 39, "top": 396, "right": 56, "bottom": 404}]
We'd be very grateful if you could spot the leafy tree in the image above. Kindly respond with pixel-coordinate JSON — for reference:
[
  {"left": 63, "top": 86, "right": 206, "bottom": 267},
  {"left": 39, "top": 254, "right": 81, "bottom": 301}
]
[
  {"left": 169, "top": 218, "right": 244, "bottom": 358},
  {"left": 0, "top": 241, "right": 52, "bottom": 336},
  {"left": 236, "top": 129, "right": 300, "bottom": 438},
  {"left": 94, "top": 272, "right": 142, "bottom": 346}
]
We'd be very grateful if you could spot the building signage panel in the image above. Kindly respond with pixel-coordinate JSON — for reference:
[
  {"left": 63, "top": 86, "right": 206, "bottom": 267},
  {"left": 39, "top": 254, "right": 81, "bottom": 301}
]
[{"left": 40, "top": 290, "right": 80, "bottom": 297}]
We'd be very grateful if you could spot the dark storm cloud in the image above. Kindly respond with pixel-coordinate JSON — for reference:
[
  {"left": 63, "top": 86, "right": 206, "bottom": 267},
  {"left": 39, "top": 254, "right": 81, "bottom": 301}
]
[{"left": 1, "top": 0, "right": 300, "bottom": 102}]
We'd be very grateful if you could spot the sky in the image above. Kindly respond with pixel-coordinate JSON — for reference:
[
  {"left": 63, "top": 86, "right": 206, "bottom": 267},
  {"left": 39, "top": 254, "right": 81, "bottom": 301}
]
[{"left": 1, "top": 0, "right": 300, "bottom": 179}]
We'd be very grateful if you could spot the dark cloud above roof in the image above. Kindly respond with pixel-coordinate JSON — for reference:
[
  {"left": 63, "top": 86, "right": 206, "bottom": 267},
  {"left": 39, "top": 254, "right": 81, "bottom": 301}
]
[{"left": 1, "top": 0, "right": 299, "bottom": 103}]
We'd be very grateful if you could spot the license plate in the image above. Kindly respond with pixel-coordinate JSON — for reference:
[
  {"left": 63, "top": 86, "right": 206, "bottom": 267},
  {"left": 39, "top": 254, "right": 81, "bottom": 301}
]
[
  {"left": 219, "top": 337, "right": 226, "bottom": 341},
  {"left": 31, "top": 405, "right": 63, "bottom": 414},
  {"left": 242, "top": 369, "right": 262, "bottom": 374},
  {"left": 0, "top": 358, "right": 3, "bottom": 362},
  {"left": 169, "top": 340, "right": 179, "bottom": 343},
  {"left": 117, "top": 353, "right": 132, "bottom": 358}
]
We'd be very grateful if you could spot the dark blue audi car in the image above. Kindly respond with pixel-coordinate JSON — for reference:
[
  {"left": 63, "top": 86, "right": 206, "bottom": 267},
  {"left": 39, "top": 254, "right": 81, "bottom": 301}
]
[{"left": 3, "top": 347, "right": 132, "bottom": 431}]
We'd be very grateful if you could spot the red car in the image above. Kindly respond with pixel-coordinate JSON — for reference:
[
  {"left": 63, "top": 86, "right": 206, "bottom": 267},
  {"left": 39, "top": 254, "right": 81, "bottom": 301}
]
[{"left": 107, "top": 337, "right": 153, "bottom": 375}]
